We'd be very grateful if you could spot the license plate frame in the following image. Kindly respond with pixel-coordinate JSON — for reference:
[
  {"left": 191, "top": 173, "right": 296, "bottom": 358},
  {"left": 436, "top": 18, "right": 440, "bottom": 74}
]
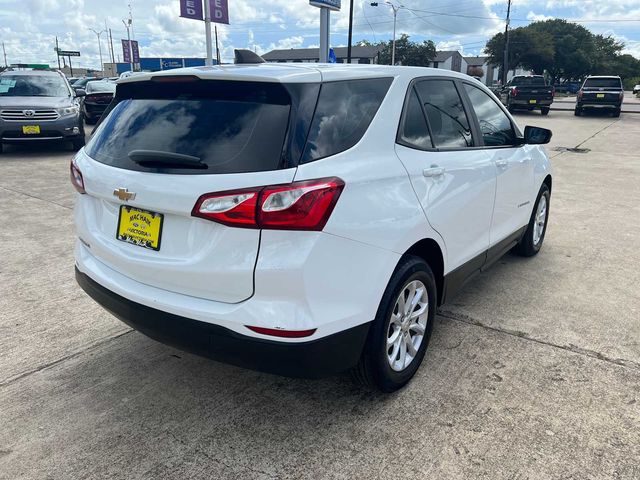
[
  {"left": 22, "top": 125, "right": 40, "bottom": 135},
  {"left": 116, "top": 205, "right": 164, "bottom": 251}
]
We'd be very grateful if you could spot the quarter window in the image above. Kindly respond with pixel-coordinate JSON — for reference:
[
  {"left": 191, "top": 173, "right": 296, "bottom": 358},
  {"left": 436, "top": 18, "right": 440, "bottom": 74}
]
[
  {"left": 414, "top": 80, "right": 473, "bottom": 149},
  {"left": 398, "top": 87, "right": 432, "bottom": 150},
  {"left": 463, "top": 83, "right": 518, "bottom": 147}
]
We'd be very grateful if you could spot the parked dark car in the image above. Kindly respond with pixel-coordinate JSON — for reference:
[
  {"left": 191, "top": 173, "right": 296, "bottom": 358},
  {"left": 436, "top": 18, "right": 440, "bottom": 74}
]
[
  {"left": 0, "top": 69, "right": 85, "bottom": 153},
  {"left": 71, "top": 77, "right": 98, "bottom": 93},
  {"left": 575, "top": 76, "right": 623, "bottom": 117},
  {"left": 554, "top": 82, "right": 581, "bottom": 94},
  {"left": 82, "top": 80, "right": 116, "bottom": 124},
  {"left": 498, "top": 75, "right": 554, "bottom": 115}
]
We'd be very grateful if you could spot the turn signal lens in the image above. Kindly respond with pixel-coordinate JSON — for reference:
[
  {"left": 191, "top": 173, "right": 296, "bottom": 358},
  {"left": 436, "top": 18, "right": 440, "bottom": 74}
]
[
  {"left": 192, "top": 177, "right": 345, "bottom": 231},
  {"left": 70, "top": 160, "right": 85, "bottom": 194}
]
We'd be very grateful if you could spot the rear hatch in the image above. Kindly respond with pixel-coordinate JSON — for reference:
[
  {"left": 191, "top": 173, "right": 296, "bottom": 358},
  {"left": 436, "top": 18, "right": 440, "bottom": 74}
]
[
  {"left": 75, "top": 76, "right": 319, "bottom": 303},
  {"left": 511, "top": 77, "right": 554, "bottom": 102},
  {"left": 581, "top": 78, "right": 623, "bottom": 103}
]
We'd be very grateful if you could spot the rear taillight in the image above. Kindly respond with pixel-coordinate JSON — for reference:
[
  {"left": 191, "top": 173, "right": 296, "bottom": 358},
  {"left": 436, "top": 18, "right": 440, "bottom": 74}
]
[
  {"left": 577, "top": 90, "right": 583, "bottom": 100},
  {"left": 511, "top": 87, "right": 519, "bottom": 97},
  {"left": 551, "top": 86, "right": 556, "bottom": 97},
  {"left": 192, "top": 177, "right": 345, "bottom": 231},
  {"left": 70, "top": 161, "right": 85, "bottom": 194}
]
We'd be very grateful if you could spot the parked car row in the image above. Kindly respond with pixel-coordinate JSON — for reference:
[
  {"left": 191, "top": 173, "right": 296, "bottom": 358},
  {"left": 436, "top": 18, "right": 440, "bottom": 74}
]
[{"left": 493, "top": 74, "right": 625, "bottom": 118}]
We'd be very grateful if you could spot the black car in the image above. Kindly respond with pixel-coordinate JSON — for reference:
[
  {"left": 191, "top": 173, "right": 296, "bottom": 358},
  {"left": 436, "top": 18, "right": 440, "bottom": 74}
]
[
  {"left": 82, "top": 80, "right": 116, "bottom": 124},
  {"left": 575, "top": 76, "right": 624, "bottom": 117},
  {"left": 498, "top": 75, "right": 555, "bottom": 115}
]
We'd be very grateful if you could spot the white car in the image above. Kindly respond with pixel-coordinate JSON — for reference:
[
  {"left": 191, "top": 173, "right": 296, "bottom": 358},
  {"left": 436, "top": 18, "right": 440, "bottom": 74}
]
[
  {"left": 72, "top": 63, "right": 552, "bottom": 392},
  {"left": 634, "top": 84, "right": 640, "bottom": 95}
]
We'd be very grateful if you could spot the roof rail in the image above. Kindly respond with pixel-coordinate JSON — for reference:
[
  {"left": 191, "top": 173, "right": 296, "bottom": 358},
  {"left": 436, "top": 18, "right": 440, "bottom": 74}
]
[{"left": 234, "top": 49, "right": 265, "bottom": 64}]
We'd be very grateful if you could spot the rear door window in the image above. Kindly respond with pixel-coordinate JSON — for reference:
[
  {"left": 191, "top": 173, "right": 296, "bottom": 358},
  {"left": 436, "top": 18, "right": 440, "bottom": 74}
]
[
  {"left": 397, "top": 87, "right": 432, "bottom": 150},
  {"left": 301, "top": 78, "right": 392, "bottom": 162},
  {"left": 414, "top": 79, "right": 473, "bottom": 149},
  {"left": 85, "top": 80, "right": 295, "bottom": 175}
]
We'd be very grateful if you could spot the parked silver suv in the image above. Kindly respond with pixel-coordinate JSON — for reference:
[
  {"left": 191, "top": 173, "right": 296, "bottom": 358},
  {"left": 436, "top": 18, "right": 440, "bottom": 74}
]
[{"left": 0, "top": 69, "right": 85, "bottom": 153}]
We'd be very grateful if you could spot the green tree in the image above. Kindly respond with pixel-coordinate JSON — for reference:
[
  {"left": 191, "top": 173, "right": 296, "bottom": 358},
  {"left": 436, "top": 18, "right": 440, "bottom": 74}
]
[
  {"left": 484, "top": 27, "right": 554, "bottom": 76},
  {"left": 360, "top": 35, "right": 436, "bottom": 66}
]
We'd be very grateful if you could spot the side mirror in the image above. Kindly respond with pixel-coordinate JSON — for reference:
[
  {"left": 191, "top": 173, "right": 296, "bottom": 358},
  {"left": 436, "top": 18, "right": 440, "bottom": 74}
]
[
  {"left": 74, "top": 88, "right": 86, "bottom": 97},
  {"left": 524, "top": 126, "right": 552, "bottom": 145}
]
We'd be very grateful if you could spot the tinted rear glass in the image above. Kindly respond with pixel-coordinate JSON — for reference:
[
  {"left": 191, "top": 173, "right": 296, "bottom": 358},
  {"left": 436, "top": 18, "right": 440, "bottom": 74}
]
[
  {"left": 86, "top": 81, "right": 116, "bottom": 94},
  {"left": 301, "top": 78, "right": 392, "bottom": 162},
  {"left": 511, "top": 76, "right": 546, "bottom": 86},
  {"left": 85, "top": 80, "right": 293, "bottom": 175},
  {"left": 583, "top": 78, "right": 622, "bottom": 89}
]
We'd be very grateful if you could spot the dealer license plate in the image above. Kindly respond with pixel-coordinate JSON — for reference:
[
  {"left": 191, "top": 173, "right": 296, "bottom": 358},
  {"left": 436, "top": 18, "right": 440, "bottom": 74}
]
[
  {"left": 22, "top": 125, "right": 40, "bottom": 134},
  {"left": 116, "top": 206, "right": 164, "bottom": 251}
]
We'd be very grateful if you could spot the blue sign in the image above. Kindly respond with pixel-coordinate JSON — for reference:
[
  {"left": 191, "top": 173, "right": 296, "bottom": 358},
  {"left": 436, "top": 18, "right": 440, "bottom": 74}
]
[
  {"left": 161, "top": 58, "right": 184, "bottom": 70},
  {"left": 309, "top": 0, "right": 341, "bottom": 11},
  {"left": 328, "top": 48, "right": 337, "bottom": 63}
]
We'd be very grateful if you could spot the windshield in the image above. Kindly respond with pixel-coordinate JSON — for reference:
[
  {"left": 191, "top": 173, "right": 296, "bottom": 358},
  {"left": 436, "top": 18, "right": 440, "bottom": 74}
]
[
  {"left": 583, "top": 78, "right": 622, "bottom": 89},
  {"left": 0, "top": 75, "right": 70, "bottom": 97},
  {"left": 511, "top": 77, "right": 546, "bottom": 86},
  {"left": 86, "top": 81, "right": 116, "bottom": 94}
]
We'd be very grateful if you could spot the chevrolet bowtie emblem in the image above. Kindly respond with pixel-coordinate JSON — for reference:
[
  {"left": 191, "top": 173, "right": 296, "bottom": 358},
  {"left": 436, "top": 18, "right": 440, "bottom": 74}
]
[{"left": 113, "top": 188, "right": 136, "bottom": 202}]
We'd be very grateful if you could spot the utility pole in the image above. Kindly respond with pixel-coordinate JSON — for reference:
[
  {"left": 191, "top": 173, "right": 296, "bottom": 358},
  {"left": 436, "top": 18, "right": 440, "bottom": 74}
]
[
  {"left": 204, "top": 0, "right": 213, "bottom": 65},
  {"left": 105, "top": 20, "right": 115, "bottom": 64},
  {"left": 347, "top": 0, "right": 354, "bottom": 63},
  {"left": 2, "top": 42, "right": 6, "bottom": 67},
  {"left": 108, "top": 28, "right": 115, "bottom": 64},
  {"left": 214, "top": 25, "right": 221, "bottom": 65},
  {"left": 55, "top": 36, "right": 61, "bottom": 69},
  {"left": 89, "top": 28, "right": 106, "bottom": 74},
  {"left": 502, "top": 0, "right": 512, "bottom": 85}
]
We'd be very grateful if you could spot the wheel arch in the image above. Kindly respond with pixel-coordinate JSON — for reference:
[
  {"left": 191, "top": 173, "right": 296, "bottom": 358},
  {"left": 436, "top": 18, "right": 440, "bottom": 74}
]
[
  {"left": 543, "top": 174, "right": 552, "bottom": 192},
  {"left": 404, "top": 238, "right": 445, "bottom": 306}
]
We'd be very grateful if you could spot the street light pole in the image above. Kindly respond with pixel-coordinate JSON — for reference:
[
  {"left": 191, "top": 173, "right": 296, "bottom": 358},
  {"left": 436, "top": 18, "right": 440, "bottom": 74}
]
[
  {"left": 122, "top": 19, "right": 133, "bottom": 73},
  {"left": 204, "top": 0, "right": 213, "bottom": 66},
  {"left": 502, "top": 0, "right": 512, "bottom": 85},
  {"left": 89, "top": 28, "right": 106, "bottom": 74},
  {"left": 370, "top": 1, "right": 404, "bottom": 66}
]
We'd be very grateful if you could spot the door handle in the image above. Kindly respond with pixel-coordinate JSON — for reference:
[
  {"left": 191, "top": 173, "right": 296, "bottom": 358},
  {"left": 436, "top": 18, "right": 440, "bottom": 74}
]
[
  {"left": 495, "top": 159, "right": 508, "bottom": 168},
  {"left": 423, "top": 166, "right": 445, "bottom": 178}
]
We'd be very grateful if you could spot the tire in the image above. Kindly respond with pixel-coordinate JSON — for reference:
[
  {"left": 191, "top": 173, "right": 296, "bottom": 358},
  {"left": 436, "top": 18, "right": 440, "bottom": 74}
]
[
  {"left": 351, "top": 256, "right": 437, "bottom": 392},
  {"left": 541, "top": 107, "right": 550, "bottom": 116},
  {"left": 507, "top": 100, "right": 515, "bottom": 113},
  {"left": 513, "top": 183, "right": 550, "bottom": 257},
  {"left": 71, "top": 136, "right": 86, "bottom": 151},
  {"left": 613, "top": 109, "right": 621, "bottom": 118},
  {"left": 0, "top": 142, "right": 3, "bottom": 154},
  {"left": 574, "top": 107, "right": 582, "bottom": 116}
]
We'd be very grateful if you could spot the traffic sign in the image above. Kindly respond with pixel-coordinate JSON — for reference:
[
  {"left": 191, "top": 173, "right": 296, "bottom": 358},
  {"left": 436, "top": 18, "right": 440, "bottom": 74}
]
[{"left": 57, "top": 50, "right": 80, "bottom": 57}]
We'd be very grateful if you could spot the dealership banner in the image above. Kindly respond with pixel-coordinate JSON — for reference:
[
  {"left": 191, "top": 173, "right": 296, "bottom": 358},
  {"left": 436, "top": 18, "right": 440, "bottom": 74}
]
[
  {"left": 179, "top": 0, "right": 229, "bottom": 24},
  {"left": 180, "top": 0, "right": 203, "bottom": 20},
  {"left": 131, "top": 40, "right": 140, "bottom": 63},
  {"left": 121, "top": 39, "right": 131, "bottom": 63},
  {"left": 210, "top": 0, "right": 229, "bottom": 24}
]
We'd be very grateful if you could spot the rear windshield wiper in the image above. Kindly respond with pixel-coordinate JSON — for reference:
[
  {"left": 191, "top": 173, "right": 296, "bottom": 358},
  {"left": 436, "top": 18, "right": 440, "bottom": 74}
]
[{"left": 128, "top": 150, "right": 207, "bottom": 169}]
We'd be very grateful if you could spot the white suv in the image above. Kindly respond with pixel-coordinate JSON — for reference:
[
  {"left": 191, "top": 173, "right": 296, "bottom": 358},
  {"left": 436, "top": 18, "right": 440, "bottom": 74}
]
[{"left": 72, "top": 63, "right": 552, "bottom": 392}]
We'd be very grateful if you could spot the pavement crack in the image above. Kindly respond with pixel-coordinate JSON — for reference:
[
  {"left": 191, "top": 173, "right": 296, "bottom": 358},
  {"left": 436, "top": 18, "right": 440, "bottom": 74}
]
[
  {"left": 575, "top": 119, "right": 619, "bottom": 149},
  {"left": 0, "top": 185, "right": 72, "bottom": 211},
  {"left": 164, "top": 430, "right": 279, "bottom": 479},
  {"left": 0, "top": 329, "right": 134, "bottom": 388},
  {"left": 438, "top": 309, "right": 640, "bottom": 371}
]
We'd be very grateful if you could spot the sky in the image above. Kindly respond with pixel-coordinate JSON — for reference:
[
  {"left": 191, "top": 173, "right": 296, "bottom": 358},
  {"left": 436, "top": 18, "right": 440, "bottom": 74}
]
[{"left": 1, "top": 0, "right": 640, "bottom": 69}]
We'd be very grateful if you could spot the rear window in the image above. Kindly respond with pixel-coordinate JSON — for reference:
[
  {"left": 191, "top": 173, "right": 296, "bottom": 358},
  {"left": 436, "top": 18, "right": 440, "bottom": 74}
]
[
  {"left": 301, "top": 78, "right": 392, "bottom": 163},
  {"left": 583, "top": 78, "right": 622, "bottom": 89},
  {"left": 85, "top": 80, "right": 294, "bottom": 175},
  {"left": 511, "top": 76, "right": 546, "bottom": 86},
  {"left": 86, "top": 81, "right": 116, "bottom": 94}
]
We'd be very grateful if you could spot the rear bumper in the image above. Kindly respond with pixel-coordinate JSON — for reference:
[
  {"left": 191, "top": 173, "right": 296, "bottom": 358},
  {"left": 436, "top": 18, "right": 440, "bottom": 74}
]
[
  {"left": 510, "top": 99, "right": 553, "bottom": 107},
  {"left": 76, "top": 267, "right": 370, "bottom": 378},
  {"left": 577, "top": 102, "right": 621, "bottom": 109}
]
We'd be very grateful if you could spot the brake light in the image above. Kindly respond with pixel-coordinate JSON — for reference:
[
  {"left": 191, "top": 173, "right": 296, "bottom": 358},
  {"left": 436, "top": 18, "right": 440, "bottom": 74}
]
[
  {"left": 70, "top": 160, "right": 85, "bottom": 194},
  {"left": 511, "top": 87, "right": 519, "bottom": 97},
  {"left": 246, "top": 326, "right": 317, "bottom": 338},
  {"left": 577, "top": 90, "right": 583, "bottom": 100},
  {"left": 192, "top": 177, "right": 345, "bottom": 231},
  {"left": 551, "top": 86, "right": 556, "bottom": 97}
]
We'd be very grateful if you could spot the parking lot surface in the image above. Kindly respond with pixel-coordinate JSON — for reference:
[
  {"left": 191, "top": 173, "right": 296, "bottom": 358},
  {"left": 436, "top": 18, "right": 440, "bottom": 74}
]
[{"left": 1, "top": 111, "right": 639, "bottom": 479}]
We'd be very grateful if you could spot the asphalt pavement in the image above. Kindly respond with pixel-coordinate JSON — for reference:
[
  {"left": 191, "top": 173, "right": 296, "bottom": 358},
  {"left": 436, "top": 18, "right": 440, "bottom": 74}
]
[{"left": 1, "top": 112, "right": 639, "bottom": 479}]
